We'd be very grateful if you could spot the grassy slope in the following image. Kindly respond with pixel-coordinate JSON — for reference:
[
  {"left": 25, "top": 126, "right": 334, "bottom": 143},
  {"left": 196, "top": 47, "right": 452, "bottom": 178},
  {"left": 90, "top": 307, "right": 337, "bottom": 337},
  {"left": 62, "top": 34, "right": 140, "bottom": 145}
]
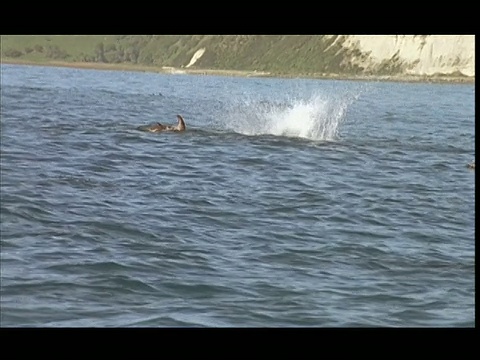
[
  {"left": 1, "top": 35, "right": 114, "bottom": 59},
  {"left": 0, "top": 35, "right": 473, "bottom": 81},
  {"left": 1, "top": 35, "right": 366, "bottom": 76}
]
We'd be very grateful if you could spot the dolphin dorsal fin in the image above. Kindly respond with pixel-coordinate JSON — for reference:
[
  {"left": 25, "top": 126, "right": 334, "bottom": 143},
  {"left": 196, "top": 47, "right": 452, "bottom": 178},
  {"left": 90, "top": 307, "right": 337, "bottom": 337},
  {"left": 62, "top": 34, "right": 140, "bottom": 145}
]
[{"left": 176, "top": 115, "right": 186, "bottom": 130}]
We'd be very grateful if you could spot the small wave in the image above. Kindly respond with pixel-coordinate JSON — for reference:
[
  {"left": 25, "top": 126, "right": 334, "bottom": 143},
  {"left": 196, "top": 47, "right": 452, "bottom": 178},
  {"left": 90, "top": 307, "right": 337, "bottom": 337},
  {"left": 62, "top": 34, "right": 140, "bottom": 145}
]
[{"left": 219, "top": 91, "right": 361, "bottom": 141}]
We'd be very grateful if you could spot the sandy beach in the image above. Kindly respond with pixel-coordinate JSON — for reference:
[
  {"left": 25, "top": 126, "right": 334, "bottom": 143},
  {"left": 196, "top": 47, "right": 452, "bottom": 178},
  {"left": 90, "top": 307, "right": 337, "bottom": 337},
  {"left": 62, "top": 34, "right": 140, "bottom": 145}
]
[{"left": 1, "top": 58, "right": 475, "bottom": 84}]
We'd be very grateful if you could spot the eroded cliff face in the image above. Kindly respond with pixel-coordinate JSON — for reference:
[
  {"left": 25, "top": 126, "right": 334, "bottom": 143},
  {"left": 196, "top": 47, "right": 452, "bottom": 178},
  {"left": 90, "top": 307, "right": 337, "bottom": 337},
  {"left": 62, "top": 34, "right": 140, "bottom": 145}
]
[{"left": 337, "top": 35, "right": 474, "bottom": 77}]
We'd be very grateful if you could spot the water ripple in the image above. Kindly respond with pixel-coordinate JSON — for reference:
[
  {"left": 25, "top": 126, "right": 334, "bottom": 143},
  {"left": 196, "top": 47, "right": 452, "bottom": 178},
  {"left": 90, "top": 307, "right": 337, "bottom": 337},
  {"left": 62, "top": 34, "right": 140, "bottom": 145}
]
[{"left": 0, "top": 64, "right": 474, "bottom": 327}]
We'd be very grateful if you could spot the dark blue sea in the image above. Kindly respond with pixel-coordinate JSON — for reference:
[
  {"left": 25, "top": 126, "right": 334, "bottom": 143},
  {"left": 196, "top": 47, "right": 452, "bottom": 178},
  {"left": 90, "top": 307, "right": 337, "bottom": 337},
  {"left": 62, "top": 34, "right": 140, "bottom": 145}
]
[{"left": 0, "top": 64, "right": 475, "bottom": 327}]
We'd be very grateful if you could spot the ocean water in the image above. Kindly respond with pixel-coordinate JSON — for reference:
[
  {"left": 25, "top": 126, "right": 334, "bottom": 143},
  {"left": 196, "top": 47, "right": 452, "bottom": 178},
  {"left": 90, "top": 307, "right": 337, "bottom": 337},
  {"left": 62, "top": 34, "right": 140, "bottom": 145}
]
[{"left": 0, "top": 64, "right": 475, "bottom": 327}]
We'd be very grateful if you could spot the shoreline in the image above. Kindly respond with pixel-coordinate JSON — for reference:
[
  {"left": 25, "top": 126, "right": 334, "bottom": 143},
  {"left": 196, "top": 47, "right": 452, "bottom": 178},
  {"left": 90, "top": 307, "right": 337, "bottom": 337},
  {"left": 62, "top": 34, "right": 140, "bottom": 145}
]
[{"left": 1, "top": 58, "right": 475, "bottom": 84}]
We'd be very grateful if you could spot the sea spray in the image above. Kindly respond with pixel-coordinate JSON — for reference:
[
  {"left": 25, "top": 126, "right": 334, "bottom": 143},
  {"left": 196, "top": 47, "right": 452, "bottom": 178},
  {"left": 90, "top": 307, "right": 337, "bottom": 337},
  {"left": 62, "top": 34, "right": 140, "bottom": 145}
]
[{"left": 220, "top": 90, "right": 362, "bottom": 141}]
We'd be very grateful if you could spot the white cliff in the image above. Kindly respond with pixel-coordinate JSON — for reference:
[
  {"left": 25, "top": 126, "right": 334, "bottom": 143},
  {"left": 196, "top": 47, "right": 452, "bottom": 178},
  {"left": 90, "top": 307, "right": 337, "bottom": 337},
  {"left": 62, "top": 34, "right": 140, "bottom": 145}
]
[{"left": 339, "top": 35, "right": 474, "bottom": 77}]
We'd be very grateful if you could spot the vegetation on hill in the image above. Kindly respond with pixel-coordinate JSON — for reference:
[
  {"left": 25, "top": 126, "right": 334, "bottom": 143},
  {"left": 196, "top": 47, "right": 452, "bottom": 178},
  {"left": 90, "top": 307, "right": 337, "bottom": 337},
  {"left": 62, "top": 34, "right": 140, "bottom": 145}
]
[
  {"left": 1, "top": 35, "right": 473, "bottom": 81},
  {"left": 1, "top": 35, "right": 372, "bottom": 76}
]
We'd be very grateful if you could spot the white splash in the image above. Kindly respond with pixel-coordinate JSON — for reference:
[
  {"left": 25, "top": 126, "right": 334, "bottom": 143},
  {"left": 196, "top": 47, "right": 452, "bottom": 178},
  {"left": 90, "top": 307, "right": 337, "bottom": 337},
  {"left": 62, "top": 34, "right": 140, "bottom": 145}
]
[{"left": 222, "top": 91, "right": 360, "bottom": 141}]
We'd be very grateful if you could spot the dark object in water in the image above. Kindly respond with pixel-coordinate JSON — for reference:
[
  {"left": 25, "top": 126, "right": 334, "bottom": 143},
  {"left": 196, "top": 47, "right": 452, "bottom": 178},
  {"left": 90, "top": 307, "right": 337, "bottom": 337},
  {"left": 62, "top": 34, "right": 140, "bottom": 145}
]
[{"left": 138, "top": 115, "right": 186, "bottom": 133}]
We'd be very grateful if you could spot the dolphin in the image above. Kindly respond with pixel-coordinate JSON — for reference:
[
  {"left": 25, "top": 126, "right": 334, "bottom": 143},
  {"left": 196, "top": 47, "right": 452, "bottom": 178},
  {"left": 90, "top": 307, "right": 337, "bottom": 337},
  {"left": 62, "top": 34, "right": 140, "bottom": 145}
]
[{"left": 139, "top": 115, "right": 186, "bottom": 133}]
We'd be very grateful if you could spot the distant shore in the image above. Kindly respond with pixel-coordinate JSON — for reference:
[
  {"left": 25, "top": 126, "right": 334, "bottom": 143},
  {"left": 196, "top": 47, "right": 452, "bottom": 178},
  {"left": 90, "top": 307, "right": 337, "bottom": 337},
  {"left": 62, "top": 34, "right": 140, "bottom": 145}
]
[{"left": 1, "top": 58, "right": 475, "bottom": 84}]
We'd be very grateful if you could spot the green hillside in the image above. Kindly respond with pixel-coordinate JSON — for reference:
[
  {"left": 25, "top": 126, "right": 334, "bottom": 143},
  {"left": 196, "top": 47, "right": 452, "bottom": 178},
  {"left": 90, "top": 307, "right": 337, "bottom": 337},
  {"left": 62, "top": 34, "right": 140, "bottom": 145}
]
[{"left": 1, "top": 35, "right": 370, "bottom": 76}]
